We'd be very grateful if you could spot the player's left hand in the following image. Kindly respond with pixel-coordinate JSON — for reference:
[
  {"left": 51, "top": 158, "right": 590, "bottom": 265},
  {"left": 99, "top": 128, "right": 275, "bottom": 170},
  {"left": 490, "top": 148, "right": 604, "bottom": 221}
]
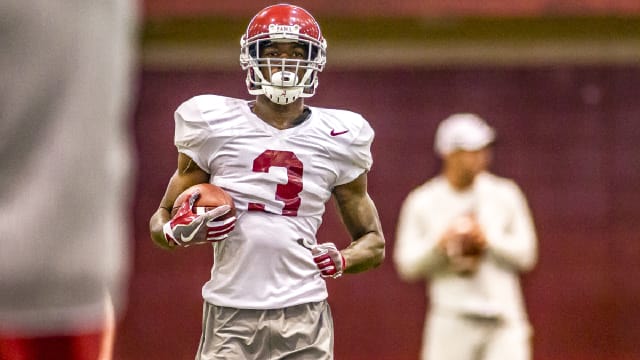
[{"left": 312, "top": 242, "right": 346, "bottom": 279}]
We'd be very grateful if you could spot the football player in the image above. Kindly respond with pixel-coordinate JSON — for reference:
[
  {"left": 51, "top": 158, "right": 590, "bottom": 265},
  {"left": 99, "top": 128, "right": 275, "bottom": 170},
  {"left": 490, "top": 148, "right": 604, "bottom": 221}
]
[
  {"left": 394, "top": 114, "right": 538, "bottom": 360},
  {"left": 149, "top": 4, "right": 386, "bottom": 359}
]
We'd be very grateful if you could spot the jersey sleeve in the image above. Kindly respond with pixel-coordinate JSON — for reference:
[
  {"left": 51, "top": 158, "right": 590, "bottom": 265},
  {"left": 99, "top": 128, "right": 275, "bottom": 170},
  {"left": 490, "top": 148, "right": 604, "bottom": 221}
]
[
  {"left": 334, "top": 115, "right": 374, "bottom": 186},
  {"left": 173, "top": 97, "right": 211, "bottom": 172}
]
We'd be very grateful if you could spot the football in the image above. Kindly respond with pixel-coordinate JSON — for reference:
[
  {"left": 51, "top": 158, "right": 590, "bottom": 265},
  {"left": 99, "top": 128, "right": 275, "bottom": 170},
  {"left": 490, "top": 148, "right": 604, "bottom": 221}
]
[{"left": 171, "top": 183, "right": 236, "bottom": 219}]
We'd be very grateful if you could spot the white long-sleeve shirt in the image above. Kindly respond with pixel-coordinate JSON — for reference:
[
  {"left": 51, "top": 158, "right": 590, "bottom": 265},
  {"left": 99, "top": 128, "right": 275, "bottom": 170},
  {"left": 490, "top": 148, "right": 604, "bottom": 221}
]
[{"left": 394, "top": 172, "right": 537, "bottom": 321}]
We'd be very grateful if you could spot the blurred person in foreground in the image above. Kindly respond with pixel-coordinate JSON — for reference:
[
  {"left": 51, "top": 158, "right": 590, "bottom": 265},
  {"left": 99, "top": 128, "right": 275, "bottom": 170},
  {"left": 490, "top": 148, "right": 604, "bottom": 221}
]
[
  {"left": 0, "top": 1, "right": 137, "bottom": 359},
  {"left": 148, "top": 3, "right": 385, "bottom": 359},
  {"left": 394, "top": 113, "right": 538, "bottom": 360}
]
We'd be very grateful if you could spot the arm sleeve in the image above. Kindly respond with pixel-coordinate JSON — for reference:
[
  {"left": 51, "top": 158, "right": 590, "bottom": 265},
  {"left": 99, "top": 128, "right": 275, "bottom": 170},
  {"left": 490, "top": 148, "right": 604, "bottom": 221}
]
[
  {"left": 335, "top": 117, "right": 374, "bottom": 186},
  {"left": 393, "top": 190, "right": 447, "bottom": 282},
  {"left": 485, "top": 183, "right": 538, "bottom": 271},
  {"left": 174, "top": 99, "right": 210, "bottom": 173}
]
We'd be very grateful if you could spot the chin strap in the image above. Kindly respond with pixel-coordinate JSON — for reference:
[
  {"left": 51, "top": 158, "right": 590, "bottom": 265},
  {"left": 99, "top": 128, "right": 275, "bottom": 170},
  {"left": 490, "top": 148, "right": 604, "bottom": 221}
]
[{"left": 262, "top": 85, "right": 303, "bottom": 105}]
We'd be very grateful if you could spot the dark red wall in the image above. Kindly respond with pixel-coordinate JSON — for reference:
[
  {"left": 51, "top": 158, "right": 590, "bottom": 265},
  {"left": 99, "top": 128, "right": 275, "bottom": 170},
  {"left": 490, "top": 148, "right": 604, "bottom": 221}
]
[{"left": 117, "top": 66, "right": 640, "bottom": 360}]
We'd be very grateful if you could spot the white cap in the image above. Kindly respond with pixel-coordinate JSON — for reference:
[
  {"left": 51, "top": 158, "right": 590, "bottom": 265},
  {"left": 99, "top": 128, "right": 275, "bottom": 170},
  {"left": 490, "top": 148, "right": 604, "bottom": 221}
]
[{"left": 434, "top": 113, "right": 496, "bottom": 156}]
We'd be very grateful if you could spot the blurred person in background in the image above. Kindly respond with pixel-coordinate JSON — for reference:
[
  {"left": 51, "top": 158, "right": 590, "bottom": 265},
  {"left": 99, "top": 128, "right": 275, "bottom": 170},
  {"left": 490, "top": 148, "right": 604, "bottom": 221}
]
[
  {"left": 0, "top": 1, "right": 137, "bottom": 359},
  {"left": 394, "top": 113, "right": 537, "bottom": 360},
  {"left": 148, "top": 3, "right": 385, "bottom": 359}
]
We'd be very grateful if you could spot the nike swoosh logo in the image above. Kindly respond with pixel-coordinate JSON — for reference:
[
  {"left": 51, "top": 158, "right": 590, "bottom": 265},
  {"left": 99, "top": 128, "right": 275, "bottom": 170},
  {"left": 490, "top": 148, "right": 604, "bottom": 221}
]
[
  {"left": 330, "top": 129, "right": 349, "bottom": 136},
  {"left": 180, "top": 221, "right": 204, "bottom": 243}
]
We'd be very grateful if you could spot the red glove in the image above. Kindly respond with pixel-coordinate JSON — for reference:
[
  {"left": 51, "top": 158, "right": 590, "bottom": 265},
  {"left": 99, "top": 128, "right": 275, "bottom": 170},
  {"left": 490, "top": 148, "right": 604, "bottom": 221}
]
[
  {"left": 163, "top": 192, "right": 236, "bottom": 247},
  {"left": 312, "top": 242, "right": 346, "bottom": 279}
]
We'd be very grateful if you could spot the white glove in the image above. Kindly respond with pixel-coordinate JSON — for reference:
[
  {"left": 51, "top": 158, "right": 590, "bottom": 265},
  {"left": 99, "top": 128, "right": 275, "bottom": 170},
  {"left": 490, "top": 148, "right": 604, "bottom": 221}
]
[
  {"left": 312, "top": 242, "right": 346, "bottom": 279},
  {"left": 296, "top": 239, "right": 347, "bottom": 279},
  {"left": 163, "top": 192, "right": 236, "bottom": 247}
]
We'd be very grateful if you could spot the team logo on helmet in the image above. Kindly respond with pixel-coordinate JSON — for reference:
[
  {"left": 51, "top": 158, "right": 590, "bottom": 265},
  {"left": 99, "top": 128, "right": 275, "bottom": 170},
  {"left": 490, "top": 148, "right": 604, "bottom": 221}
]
[{"left": 269, "top": 24, "right": 300, "bottom": 34}]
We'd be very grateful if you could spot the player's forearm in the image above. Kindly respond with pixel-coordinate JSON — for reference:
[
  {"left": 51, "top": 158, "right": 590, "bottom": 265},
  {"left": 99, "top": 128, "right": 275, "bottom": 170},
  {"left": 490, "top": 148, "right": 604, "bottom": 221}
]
[
  {"left": 394, "top": 216, "right": 449, "bottom": 280},
  {"left": 484, "top": 216, "right": 537, "bottom": 271},
  {"left": 342, "top": 231, "right": 385, "bottom": 274},
  {"left": 486, "top": 231, "right": 537, "bottom": 271},
  {"left": 485, "top": 200, "right": 538, "bottom": 271},
  {"left": 393, "top": 240, "right": 446, "bottom": 281},
  {"left": 149, "top": 207, "right": 174, "bottom": 250}
]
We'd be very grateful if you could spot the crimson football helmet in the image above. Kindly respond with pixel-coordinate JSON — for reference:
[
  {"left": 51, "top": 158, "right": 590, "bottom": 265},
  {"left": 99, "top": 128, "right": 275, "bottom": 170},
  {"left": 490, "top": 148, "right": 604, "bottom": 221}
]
[{"left": 240, "top": 4, "right": 327, "bottom": 105}]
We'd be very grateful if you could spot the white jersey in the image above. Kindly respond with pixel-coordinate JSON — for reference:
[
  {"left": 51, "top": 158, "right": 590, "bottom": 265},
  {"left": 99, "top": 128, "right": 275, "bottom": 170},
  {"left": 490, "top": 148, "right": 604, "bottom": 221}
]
[{"left": 174, "top": 95, "right": 374, "bottom": 309}]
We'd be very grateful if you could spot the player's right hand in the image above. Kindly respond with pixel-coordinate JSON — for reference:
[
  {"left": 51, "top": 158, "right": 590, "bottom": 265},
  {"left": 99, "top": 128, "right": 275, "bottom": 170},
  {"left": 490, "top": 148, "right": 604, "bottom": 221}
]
[
  {"left": 440, "top": 215, "right": 487, "bottom": 275},
  {"left": 162, "top": 192, "right": 235, "bottom": 247},
  {"left": 441, "top": 215, "right": 487, "bottom": 256}
]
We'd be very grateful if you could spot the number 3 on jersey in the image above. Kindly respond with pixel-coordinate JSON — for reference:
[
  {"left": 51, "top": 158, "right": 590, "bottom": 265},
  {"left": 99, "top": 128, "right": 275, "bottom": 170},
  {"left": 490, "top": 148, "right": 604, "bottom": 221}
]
[{"left": 248, "top": 150, "right": 303, "bottom": 216}]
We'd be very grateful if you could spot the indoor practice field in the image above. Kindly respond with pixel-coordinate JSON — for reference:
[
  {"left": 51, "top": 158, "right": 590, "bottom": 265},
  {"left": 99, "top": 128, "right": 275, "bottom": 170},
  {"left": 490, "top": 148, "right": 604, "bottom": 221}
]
[{"left": 115, "top": 2, "right": 640, "bottom": 359}]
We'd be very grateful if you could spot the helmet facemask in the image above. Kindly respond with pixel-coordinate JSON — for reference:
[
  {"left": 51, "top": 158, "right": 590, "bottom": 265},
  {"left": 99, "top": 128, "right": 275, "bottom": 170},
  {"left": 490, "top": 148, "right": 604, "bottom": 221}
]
[{"left": 240, "top": 28, "right": 327, "bottom": 105}]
